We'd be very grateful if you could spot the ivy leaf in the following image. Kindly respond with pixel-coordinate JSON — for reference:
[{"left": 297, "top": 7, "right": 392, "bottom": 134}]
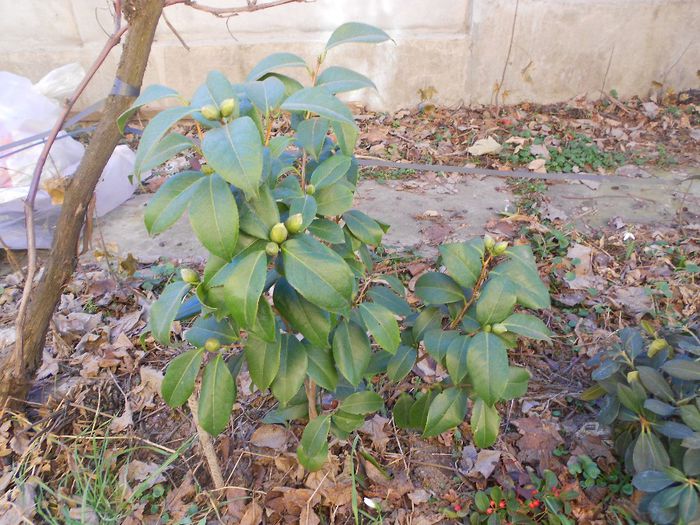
[
  {"left": 387, "top": 345, "right": 417, "bottom": 382},
  {"left": 445, "top": 335, "right": 471, "bottom": 385},
  {"left": 423, "top": 387, "right": 467, "bottom": 437},
  {"left": 271, "top": 335, "right": 308, "bottom": 406},
  {"left": 305, "top": 343, "right": 338, "bottom": 391},
  {"left": 189, "top": 173, "right": 239, "bottom": 260},
  {"left": 210, "top": 249, "right": 267, "bottom": 328},
  {"left": 185, "top": 316, "right": 238, "bottom": 347},
  {"left": 273, "top": 278, "right": 331, "bottom": 349},
  {"left": 316, "top": 66, "right": 376, "bottom": 94},
  {"left": 244, "top": 333, "right": 281, "bottom": 391},
  {"left": 281, "top": 87, "right": 358, "bottom": 126},
  {"left": 501, "top": 313, "right": 551, "bottom": 342},
  {"left": 145, "top": 171, "right": 203, "bottom": 235},
  {"left": 475, "top": 277, "right": 516, "bottom": 325},
  {"left": 198, "top": 354, "right": 236, "bottom": 436},
  {"left": 310, "top": 154, "right": 352, "bottom": 189},
  {"left": 340, "top": 391, "right": 384, "bottom": 415},
  {"left": 298, "top": 414, "right": 330, "bottom": 471},
  {"left": 134, "top": 106, "right": 195, "bottom": 177},
  {"left": 161, "top": 348, "right": 203, "bottom": 407},
  {"left": 118, "top": 84, "right": 179, "bottom": 134},
  {"left": 295, "top": 117, "right": 329, "bottom": 161},
  {"left": 414, "top": 272, "right": 465, "bottom": 305},
  {"left": 244, "top": 77, "right": 286, "bottom": 114},
  {"left": 343, "top": 210, "right": 383, "bottom": 246},
  {"left": 332, "top": 319, "right": 371, "bottom": 386},
  {"left": 247, "top": 52, "right": 307, "bottom": 81},
  {"left": 467, "top": 332, "right": 509, "bottom": 404},
  {"left": 149, "top": 281, "right": 191, "bottom": 344},
  {"left": 325, "top": 22, "right": 392, "bottom": 50},
  {"left": 471, "top": 399, "right": 501, "bottom": 448},
  {"left": 202, "top": 116, "right": 263, "bottom": 200},
  {"left": 282, "top": 235, "right": 354, "bottom": 314},
  {"left": 360, "top": 302, "right": 400, "bottom": 354},
  {"left": 439, "top": 239, "right": 484, "bottom": 289}
]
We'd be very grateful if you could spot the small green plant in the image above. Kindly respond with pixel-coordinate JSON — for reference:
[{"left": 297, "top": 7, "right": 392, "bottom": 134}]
[
  {"left": 464, "top": 470, "right": 578, "bottom": 524},
  {"left": 123, "top": 21, "right": 552, "bottom": 474},
  {"left": 567, "top": 454, "right": 601, "bottom": 489},
  {"left": 584, "top": 322, "right": 700, "bottom": 524}
]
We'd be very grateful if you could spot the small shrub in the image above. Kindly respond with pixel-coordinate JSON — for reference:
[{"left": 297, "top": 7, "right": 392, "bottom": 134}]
[{"left": 585, "top": 322, "right": 700, "bottom": 524}]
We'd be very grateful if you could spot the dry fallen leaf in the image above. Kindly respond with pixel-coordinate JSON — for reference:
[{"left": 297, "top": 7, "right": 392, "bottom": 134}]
[
  {"left": 467, "top": 136, "right": 502, "bottom": 156},
  {"left": 250, "top": 424, "right": 290, "bottom": 450},
  {"left": 109, "top": 399, "right": 133, "bottom": 432},
  {"left": 239, "top": 500, "right": 263, "bottom": 525},
  {"left": 299, "top": 506, "right": 321, "bottom": 525},
  {"left": 360, "top": 415, "right": 391, "bottom": 453}
]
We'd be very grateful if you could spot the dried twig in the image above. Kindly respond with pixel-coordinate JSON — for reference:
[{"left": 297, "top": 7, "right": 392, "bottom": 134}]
[
  {"left": 164, "top": 0, "right": 305, "bottom": 18},
  {"left": 494, "top": 0, "right": 519, "bottom": 114},
  {"left": 188, "top": 396, "right": 225, "bottom": 490}
]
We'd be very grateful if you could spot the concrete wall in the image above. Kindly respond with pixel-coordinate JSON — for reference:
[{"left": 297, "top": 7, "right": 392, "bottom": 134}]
[{"left": 1, "top": 0, "right": 698, "bottom": 111}]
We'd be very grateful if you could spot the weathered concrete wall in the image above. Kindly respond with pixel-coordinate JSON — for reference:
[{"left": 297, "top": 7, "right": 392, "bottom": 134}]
[{"left": 1, "top": 0, "right": 697, "bottom": 111}]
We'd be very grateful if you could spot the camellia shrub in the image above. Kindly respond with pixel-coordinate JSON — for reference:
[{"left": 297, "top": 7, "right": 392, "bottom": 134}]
[
  {"left": 584, "top": 323, "right": 700, "bottom": 524},
  {"left": 120, "top": 22, "right": 552, "bottom": 472}
]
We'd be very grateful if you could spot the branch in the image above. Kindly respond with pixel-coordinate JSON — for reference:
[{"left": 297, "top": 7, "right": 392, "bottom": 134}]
[
  {"left": 15, "top": 12, "right": 128, "bottom": 366},
  {"left": 165, "top": 0, "right": 305, "bottom": 18}
]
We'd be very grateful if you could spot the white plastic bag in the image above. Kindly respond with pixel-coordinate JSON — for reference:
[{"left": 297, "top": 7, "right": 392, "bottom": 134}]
[{"left": 34, "top": 63, "right": 85, "bottom": 101}]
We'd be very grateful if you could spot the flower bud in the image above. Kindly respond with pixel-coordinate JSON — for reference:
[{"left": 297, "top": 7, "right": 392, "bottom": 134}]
[
  {"left": 220, "top": 98, "right": 236, "bottom": 118},
  {"left": 484, "top": 234, "right": 496, "bottom": 251},
  {"left": 180, "top": 268, "right": 199, "bottom": 284},
  {"left": 204, "top": 338, "right": 221, "bottom": 352},
  {"left": 648, "top": 338, "right": 668, "bottom": 357},
  {"left": 269, "top": 222, "right": 288, "bottom": 244},
  {"left": 492, "top": 323, "right": 508, "bottom": 335},
  {"left": 285, "top": 213, "right": 304, "bottom": 234},
  {"left": 305, "top": 184, "right": 316, "bottom": 195},
  {"left": 201, "top": 165, "right": 215, "bottom": 175},
  {"left": 200, "top": 104, "right": 220, "bottom": 121},
  {"left": 483, "top": 324, "right": 492, "bottom": 333},
  {"left": 493, "top": 241, "right": 509, "bottom": 255},
  {"left": 627, "top": 370, "right": 640, "bottom": 384},
  {"left": 265, "top": 242, "right": 280, "bottom": 257}
]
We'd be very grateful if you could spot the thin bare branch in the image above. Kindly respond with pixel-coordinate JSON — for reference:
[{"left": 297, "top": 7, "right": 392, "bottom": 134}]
[
  {"left": 165, "top": 0, "right": 305, "bottom": 18},
  {"left": 162, "top": 9, "right": 191, "bottom": 50}
]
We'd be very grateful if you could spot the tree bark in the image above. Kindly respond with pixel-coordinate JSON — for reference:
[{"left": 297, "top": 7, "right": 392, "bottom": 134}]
[{"left": 1, "top": 0, "right": 163, "bottom": 406}]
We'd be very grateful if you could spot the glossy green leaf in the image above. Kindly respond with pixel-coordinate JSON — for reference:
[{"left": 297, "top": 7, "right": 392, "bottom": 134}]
[
  {"left": 409, "top": 390, "right": 436, "bottom": 430},
  {"left": 161, "top": 348, "right": 203, "bottom": 407},
  {"left": 273, "top": 279, "right": 331, "bottom": 349},
  {"left": 202, "top": 116, "right": 263, "bottom": 199},
  {"left": 118, "top": 84, "right": 179, "bottom": 134},
  {"left": 295, "top": 117, "right": 329, "bottom": 161},
  {"left": 310, "top": 154, "right": 352, "bottom": 190},
  {"left": 297, "top": 441, "right": 328, "bottom": 472},
  {"left": 138, "top": 133, "right": 195, "bottom": 172},
  {"left": 134, "top": 106, "right": 195, "bottom": 177},
  {"left": 637, "top": 366, "right": 675, "bottom": 403},
  {"left": 332, "top": 319, "right": 371, "bottom": 386},
  {"left": 210, "top": 249, "right": 267, "bottom": 328},
  {"left": 239, "top": 183, "right": 280, "bottom": 238},
  {"left": 467, "top": 332, "right": 509, "bottom": 404},
  {"left": 332, "top": 120, "right": 359, "bottom": 156},
  {"left": 502, "top": 367, "right": 531, "bottom": 400},
  {"left": 314, "top": 183, "right": 354, "bottom": 216},
  {"left": 340, "top": 391, "right": 383, "bottom": 415},
  {"left": 289, "top": 195, "right": 317, "bottom": 230},
  {"left": 150, "top": 281, "right": 191, "bottom": 344},
  {"left": 244, "top": 333, "right": 281, "bottom": 391},
  {"left": 260, "top": 72, "right": 304, "bottom": 98},
  {"left": 445, "top": 335, "right": 471, "bottom": 384},
  {"left": 316, "top": 66, "right": 376, "bottom": 93},
  {"left": 644, "top": 399, "right": 677, "bottom": 417},
  {"left": 247, "top": 52, "right": 307, "bottom": 81},
  {"left": 616, "top": 383, "right": 645, "bottom": 414},
  {"left": 658, "top": 422, "right": 694, "bottom": 439},
  {"left": 308, "top": 218, "right": 345, "bottom": 244},
  {"left": 271, "top": 335, "right": 308, "bottom": 406},
  {"left": 325, "top": 22, "right": 392, "bottom": 50},
  {"left": 188, "top": 173, "right": 238, "bottom": 259},
  {"left": 662, "top": 359, "right": 700, "bottom": 381},
  {"left": 360, "top": 302, "right": 400, "bottom": 354},
  {"left": 192, "top": 70, "right": 236, "bottom": 112},
  {"left": 244, "top": 77, "right": 286, "bottom": 113},
  {"left": 198, "top": 354, "right": 236, "bottom": 435},
  {"left": 492, "top": 245, "right": 550, "bottom": 309},
  {"left": 298, "top": 414, "right": 330, "bottom": 470},
  {"left": 305, "top": 343, "right": 338, "bottom": 391},
  {"left": 281, "top": 87, "right": 357, "bottom": 126},
  {"left": 332, "top": 410, "right": 365, "bottom": 434},
  {"left": 423, "top": 387, "right": 467, "bottom": 437},
  {"left": 632, "top": 470, "right": 674, "bottom": 492},
  {"left": 684, "top": 449, "right": 700, "bottom": 476},
  {"left": 414, "top": 272, "right": 465, "bottom": 305},
  {"left": 282, "top": 235, "right": 354, "bottom": 314},
  {"left": 343, "top": 210, "right": 383, "bottom": 246},
  {"left": 412, "top": 307, "right": 444, "bottom": 342},
  {"left": 367, "top": 286, "right": 412, "bottom": 318},
  {"left": 251, "top": 298, "right": 276, "bottom": 342},
  {"left": 185, "top": 316, "right": 238, "bottom": 347},
  {"left": 501, "top": 313, "right": 551, "bottom": 342},
  {"left": 679, "top": 486, "right": 698, "bottom": 523},
  {"left": 393, "top": 393, "right": 414, "bottom": 429},
  {"left": 387, "top": 345, "right": 416, "bottom": 382},
  {"left": 475, "top": 277, "right": 516, "bottom": 325},
  {"left": 680, "top": 405, "right": 700, "bottom": 432},
  {"left": 633, "top": 431, "right": 671, "bottom": 472},
  {"left": 471, "top": 399, "right": 501, "bottom": 448},
  {"left": 145, "top": 171, "right": 203, "bottom": 234},
  {"left": 439, "top": 239, "right": 484, "bottom": 289}
]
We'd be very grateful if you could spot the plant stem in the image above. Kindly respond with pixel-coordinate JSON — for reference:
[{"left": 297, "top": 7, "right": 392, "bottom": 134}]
[
  {"left": 448, "top": 254, "right": 493, "bottom": 329},
  {"left": 188, "top": 396, "right": 225, "bottom": 490},
  {"left": 305, "top": 379, "right": 318, "bottom": 419}
]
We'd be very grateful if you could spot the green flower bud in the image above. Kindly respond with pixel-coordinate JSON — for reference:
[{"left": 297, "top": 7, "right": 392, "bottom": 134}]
[
  {"left": 483, "top": 324, "right": 492, "bottom": 333},
  {"left": 493, "top": 241, "right": 509, "bottom": 255},
  {"left": 269, "top": 222, "right": 288, "bottom": 244},
  {"left": 305, "top": 184, "right": 316, "bottom": 195},
  {"left": 265, "top": 242, "right": 280, "bottom": 257},
  {"left": 220, "top": 98, "right": 236, "bottom": 118},
  {"left": 285, "top": 213, "right": 304, "bottom": 234},
  {"left": 201, "top": 165, "right": 215, "bottom": 175},
  {"left": 204, "top": 338, "right": 221, "bottom": 352},
  {"left": 200, "top": 104, "right": 220, "bottom": 121},
  {"left": 484, "top": 234, "right": 496, "bottom": 251},
  {"left": 648, "top": 338, "right": 667, "bottom": 357},
  {"left": 180, "top": 268, "right": 199, "bottom": 284},
  {"left": 627, "top": 370, "right": 640, "bottom": 384},
  {"left": 492, "top": 323, "right": 508, "bottom": 335}
]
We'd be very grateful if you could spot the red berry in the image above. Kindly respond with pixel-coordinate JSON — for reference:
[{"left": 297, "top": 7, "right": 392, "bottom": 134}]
[
  {"left": 533, "top": 499, "right": 540, "bottom": 507},
  {"left": 499, "top": 500, "right": 506, "bottom": 508},
  {"left": 453, "top": 504, "right": 462, "bottom": 512},
  {"left": 490, "top": 500, "right": 496, "bottom": 507},
  {"left": 486, "top": 508, "right": 493, "bottom": 515}
]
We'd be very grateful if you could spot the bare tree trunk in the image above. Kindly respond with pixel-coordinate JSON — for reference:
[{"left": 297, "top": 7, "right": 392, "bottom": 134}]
[{"left": 1, "top": 0, "right": 163, "bottom": 405}]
